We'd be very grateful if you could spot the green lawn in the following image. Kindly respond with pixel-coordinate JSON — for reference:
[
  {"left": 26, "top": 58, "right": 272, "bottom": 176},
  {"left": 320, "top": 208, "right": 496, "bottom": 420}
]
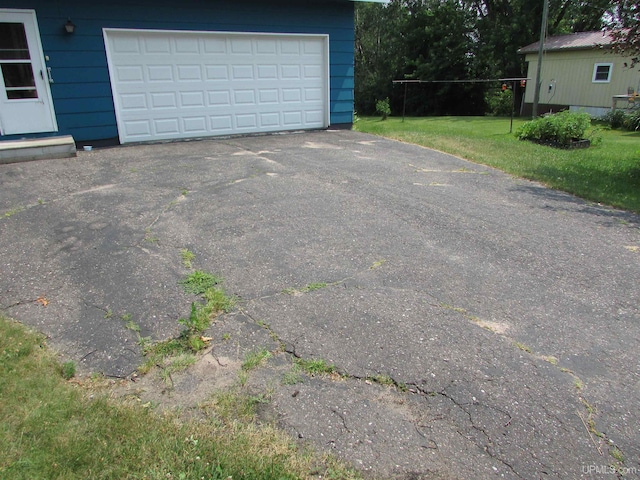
[
  {"left": 0, "top": 316, "right": 358, "bottom": 480},
  {"left": 355, "top": 116, "right": 640, "bottom": 214}
]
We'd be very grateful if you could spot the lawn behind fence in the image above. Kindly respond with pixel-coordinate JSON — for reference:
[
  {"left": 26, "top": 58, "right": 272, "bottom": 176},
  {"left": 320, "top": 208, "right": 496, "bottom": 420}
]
[{"left": 355, "top": 116, "right": 640, "bottom": 214}]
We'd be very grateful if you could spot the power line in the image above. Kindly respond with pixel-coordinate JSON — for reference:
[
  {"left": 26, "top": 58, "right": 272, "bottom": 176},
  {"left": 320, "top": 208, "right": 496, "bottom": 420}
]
[{"left": 392, "top": 78, "right": 528, "bottom": 84}]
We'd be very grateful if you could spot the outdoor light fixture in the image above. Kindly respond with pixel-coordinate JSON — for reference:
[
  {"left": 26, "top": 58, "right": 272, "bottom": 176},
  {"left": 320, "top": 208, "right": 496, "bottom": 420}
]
[{"left": 64, "top": 19, "right": 75, "bottom": 34}]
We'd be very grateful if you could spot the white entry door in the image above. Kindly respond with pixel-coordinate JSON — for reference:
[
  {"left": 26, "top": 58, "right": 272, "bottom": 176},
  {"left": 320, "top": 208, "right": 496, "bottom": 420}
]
[
  {"left": 0, "top": 9, "right": 57, "bottom": 135},
  {"left": 104, "top": 29, "right": 329, "bottom": 143}
]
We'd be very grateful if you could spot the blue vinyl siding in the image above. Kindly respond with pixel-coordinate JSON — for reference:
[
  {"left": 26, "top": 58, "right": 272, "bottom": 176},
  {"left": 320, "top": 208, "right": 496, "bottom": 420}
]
[{"left": 0, "top": 0, "right": 355, "bottom": 141}]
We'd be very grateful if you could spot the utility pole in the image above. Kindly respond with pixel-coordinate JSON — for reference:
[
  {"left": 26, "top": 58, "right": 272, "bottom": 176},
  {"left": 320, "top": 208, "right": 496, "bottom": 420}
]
[{"left": 532, "top": 0, "right": 549, "bottom": 118}]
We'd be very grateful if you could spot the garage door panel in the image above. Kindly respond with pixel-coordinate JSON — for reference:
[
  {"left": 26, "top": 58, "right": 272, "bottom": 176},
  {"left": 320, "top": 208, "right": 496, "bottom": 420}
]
[
  {"left": 209, "top": 91, "right": 232, "bottom": 106},
  {"left": 179, "top": 91, "right": 205, "bottom": 107},
  {"left": 105, "top": 29, "right": 328, "bottom": 143},
  {"left": 148, "top": 65, "right": 173, "bottom": 82},
  {"left": 150, "top": 92, "right": 177, "bottom": 109},
  {"left": 260, "top": 112, "right": 280, "bottom": 127},
  {"left": 154, "top": 118, "right": 180, "bottom": 135},
  {"left": 120, "top": 93, "right": 147, "bottom": 110},
  {"left": 231, "top": 39, "right": 253, "bottom": 54},
  {"left": 177, "top": 65, "right": 202, "bottom": 81},
  {"left": 144, "top": 37, "right": 171, "bottom": 54},
  {"left": 279, "top": 40, "right": 300, "bottom": 55},
  {"left": 175, "top": 38, "right": 200, "bottom": 54},
  {"left": 116, "top": 66, "right": 144, "bottom": 82},
  {"left": 282, "top": 88, "right": 301, "bottom": 103},
  {"left": 210, "top": 115, "right": 233, "bottom": 131},
  {"left": 205, "top": 65, "right": 229, "bottom": 81}
]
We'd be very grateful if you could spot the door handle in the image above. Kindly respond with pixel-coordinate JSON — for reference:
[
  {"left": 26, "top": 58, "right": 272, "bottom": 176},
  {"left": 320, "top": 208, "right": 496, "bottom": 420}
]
[{"left": 47, "top": 67, "right": 54, "bottom": 83}]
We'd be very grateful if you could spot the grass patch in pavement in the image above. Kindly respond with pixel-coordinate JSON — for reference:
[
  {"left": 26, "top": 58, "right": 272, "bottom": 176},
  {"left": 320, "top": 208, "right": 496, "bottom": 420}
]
[
  {"left": 0, "top": 315, "right": 360, "bottom": 479},
  {"left": 355, "top": 116, "right": 640, "bottom": 214},
  {"left": 295, "top": 357, "right": 337, "bottom": 376},
  {"left": 139, "top": 270, "right": 236, "bottom": 376}
]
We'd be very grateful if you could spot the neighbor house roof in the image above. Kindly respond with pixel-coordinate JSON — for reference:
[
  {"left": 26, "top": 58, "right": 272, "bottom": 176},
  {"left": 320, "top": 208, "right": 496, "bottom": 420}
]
[{"left": 518, "top": 31, "right": 614, "bottom": 54}]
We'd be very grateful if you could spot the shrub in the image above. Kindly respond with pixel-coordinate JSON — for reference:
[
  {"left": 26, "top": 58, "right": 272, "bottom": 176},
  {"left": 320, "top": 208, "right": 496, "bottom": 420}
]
[
  {"left": 601, "top": 109, "right": 628, "bottom": 129},
  {"left": 623, "top": 110, "right": 640, "bottom": 131},
  {"left": 516, "top": 110, "right": 591, "bottom": 145},
  {"left": 600, "top": 109, "right": 640, "bottom": 131},
  {"left": 485, "top": 88, "right": 513, "bottom": 116},
  {"left": 375, "top": 97, "right": 391, "bottom": 120}
]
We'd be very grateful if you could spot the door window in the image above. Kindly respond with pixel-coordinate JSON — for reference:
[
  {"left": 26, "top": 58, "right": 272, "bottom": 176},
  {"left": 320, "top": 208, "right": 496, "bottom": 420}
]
[{"left": 0, "top": 23, "right": 37, "bottom": 99}]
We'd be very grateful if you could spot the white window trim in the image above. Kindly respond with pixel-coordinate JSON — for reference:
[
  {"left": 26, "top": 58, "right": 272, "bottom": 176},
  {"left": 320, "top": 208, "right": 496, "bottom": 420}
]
[{"left": 592, "top": 62, "right": 613, "bottom": 83}]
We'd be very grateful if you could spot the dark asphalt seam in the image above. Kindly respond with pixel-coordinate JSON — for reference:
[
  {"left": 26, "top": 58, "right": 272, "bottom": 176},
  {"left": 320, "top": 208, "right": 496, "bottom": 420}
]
[
  {"left": 406, "top": 383, "right": 523, "bottom": 478},
  {"left": 330, "top": 408, "right": 351, "bottom": 433},
  {"left": 0, "top": 300, "right": 23, "bottom": 311}
]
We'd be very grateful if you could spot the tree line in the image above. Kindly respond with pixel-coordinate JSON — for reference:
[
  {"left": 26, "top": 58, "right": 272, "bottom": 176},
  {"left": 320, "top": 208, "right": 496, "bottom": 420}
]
[{"left": 354, "top": 0, "right": 639, "bottom": 117}]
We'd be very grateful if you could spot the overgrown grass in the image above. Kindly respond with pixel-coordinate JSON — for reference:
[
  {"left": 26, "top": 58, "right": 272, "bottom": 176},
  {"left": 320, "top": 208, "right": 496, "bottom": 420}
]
[
  {"left": 0, "top": 316, "right": 360, "bottom": 479},
  {"left": 355, "top": 116, "right": 640, "bottom": 213}
]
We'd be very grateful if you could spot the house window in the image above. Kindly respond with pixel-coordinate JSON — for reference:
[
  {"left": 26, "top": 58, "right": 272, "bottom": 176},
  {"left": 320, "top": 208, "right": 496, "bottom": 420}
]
[{"left": 592, "top": 63, "right": 613, "bottom": 83}]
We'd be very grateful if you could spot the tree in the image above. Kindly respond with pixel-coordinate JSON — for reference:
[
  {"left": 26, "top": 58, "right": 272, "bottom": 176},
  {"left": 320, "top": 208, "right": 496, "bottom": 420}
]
[
  {"left": 354, "top": 0, "right": 622, "bottom": 117},
  {"left": 607, "top": 1, "right": 640, "bottom": 65},
  {"left": 400, "top": 0, "right": 485, "bottom": 115},
  {"left": 354, "top": 1, "right": 406, "bottom": 115}
]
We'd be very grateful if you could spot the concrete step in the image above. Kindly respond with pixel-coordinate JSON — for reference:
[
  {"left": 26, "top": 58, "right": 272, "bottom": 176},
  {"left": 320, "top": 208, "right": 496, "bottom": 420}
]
[{"left": 0, "top": 136, "right": 77, "bottom": 164}]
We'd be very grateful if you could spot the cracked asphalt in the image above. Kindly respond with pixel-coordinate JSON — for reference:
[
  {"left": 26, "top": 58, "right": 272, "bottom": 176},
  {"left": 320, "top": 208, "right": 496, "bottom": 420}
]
[{"left": 1, "top": 130, "right": 639, "bottom": 479}]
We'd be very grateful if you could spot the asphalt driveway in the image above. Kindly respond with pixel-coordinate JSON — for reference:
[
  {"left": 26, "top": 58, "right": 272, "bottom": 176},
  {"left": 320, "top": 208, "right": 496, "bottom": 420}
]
[{"left": 1, "top": 130, "right": 639, "bottom": 479}]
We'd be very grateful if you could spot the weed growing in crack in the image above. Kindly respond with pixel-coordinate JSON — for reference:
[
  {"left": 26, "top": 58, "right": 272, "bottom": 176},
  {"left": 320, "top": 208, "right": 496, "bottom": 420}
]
[
  {"left": 367, "top": 374, "right": 394, "bottom": 386},
  {"left": 238, "top": 370, "right": 249, "bottom": 387},
  {"left": 513, "top": 341, "right": 533, "bottom": 354},
  {"left": 3, "top": 206, "right": 23, "bottom": 219},
  {"left": 295, "top": 358, "right": 336, "bottom": 376},
  {"left": 282, "top": 365, "right": 303, "bottom": 385},
  {"left": 369, "top": 259, "right": 386, "bottom": 269},
  {"left": 121, "top": 314, "right": 141, "bottom": 334},
  {"left": 610, "top": 447, "right": 625, "bottom": 463},
  {"left": 139, "top": 271, "right": 234, "bottom": 380},
  {"left": 144, "top": 227, "right": 159, "bottom": 243},
  {"left": 204, "top": 288, "right": 235, "bottom": 314},
  {"left": 253, "top": 319, "right": 285, "bottom": 350},
  {"left": 302, "top": 282, "right": 327, "bottom": 292},
  {"left": 179, "top": 270, "right": 223, "bottom": 294},
  {"left": 580, "top": 398, "right": 604, "bottom": 439},
  {"left": 242, "top": 348, "right": 272, "bottom": 371},
  {"left": 125, "top": 320, "right": 141, "bottom": 334},
  {"left": 282, "top": 282, "right": 328, "bottom": 295},
  {"left": 440, "top": 303, "right": 468, "bottom": 315},
  {"left": 180, "top": 248, "right": 195, "bottom": 269}
]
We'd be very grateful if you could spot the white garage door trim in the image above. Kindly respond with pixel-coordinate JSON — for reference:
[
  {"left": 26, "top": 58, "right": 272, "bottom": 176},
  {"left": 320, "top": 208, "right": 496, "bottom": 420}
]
[{"left": 103, "top": 28, "right": 329, "bottom": 144}]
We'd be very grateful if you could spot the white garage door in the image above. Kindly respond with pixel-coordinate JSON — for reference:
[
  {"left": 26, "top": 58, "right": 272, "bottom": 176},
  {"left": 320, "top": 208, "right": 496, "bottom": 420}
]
[{"left": 103, "top": 29, "right": 329, "bottom": 144}]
